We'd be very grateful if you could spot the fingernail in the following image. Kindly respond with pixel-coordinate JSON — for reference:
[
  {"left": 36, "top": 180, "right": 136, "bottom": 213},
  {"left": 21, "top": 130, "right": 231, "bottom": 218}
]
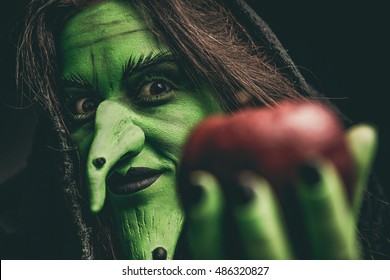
[
  {"left": 234, "top": 171, "right": 257, "bottom": 205},
  {"left": 298, "top": 163, "right": 321, "bottom": 186},
  {"left": 234, "top": 184, "right": 255, "bottom": 205},
  {"left": 181, "top": 182, "right": 205, "bottom": 212},
  {"left": 189, "top": 184, "right": 204, "bottom": 206},
  {"left": 93, "top": 157, "right": 106, "bottom": 168},
  {"left": 152, "top": 247, "right": 167, "bottom": 260}
]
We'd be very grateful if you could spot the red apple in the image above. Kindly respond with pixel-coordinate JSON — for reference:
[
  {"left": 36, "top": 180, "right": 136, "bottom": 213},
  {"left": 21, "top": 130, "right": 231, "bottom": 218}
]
[
  {"left": 178, "top": 101, "right": 355, "bottom": 258},
  {"left": 179, "top": 100, "right": 354, "bottom": 196}
]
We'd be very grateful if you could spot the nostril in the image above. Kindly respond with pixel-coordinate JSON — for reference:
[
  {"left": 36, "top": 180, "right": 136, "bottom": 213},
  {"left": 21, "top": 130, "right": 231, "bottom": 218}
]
[
  {"left": 93, "top": 157, "right": 106, "bottom": 168},
  {"left": 120, "top": 151, "right": 137, "bottom": 162}
]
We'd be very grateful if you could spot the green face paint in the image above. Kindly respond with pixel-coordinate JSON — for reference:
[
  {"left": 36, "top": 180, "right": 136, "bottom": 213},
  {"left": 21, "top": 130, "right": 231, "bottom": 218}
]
[{"left": 59, "top": 0, "right": 221, "bottom": 259}]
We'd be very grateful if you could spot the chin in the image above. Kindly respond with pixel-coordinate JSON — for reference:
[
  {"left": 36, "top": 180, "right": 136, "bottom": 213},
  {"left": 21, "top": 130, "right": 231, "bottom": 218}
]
[{"left": 108, "top": 175, "right": 184, "bottom": 259}]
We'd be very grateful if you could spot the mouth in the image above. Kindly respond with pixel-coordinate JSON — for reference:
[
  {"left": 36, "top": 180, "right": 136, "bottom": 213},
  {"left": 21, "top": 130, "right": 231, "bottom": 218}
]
[{"left": 107, "top": 167, "right": 163, "bottom": 195}]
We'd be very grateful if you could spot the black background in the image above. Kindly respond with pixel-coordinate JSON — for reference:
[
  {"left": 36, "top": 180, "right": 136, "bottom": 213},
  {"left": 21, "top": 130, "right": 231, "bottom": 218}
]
[{"left": 1, "top": 1, "right": 389, "bottom": 196}]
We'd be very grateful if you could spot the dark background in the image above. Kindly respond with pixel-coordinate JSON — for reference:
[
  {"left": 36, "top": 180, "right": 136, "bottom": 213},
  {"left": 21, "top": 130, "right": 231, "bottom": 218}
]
[
  {"left": 1, "top": 1, "right": 389, "bottom": 195},
  {"left": 248, "top": 0, "right": 389, "bottom": 195}
]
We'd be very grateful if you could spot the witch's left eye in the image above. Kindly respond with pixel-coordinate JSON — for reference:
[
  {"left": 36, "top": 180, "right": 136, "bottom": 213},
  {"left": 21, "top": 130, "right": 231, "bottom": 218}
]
[
  {"left": 139, "top": 81, "right": 172, "bottom": 96},
  {"left": 136, "top": 80, "right": 176, "bottom": 105}
]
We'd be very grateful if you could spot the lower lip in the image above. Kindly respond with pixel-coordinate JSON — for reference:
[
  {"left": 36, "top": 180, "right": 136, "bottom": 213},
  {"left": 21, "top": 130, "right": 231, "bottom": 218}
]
[{"left": 109, "top": 173, "right": 162, "bottom": 195}]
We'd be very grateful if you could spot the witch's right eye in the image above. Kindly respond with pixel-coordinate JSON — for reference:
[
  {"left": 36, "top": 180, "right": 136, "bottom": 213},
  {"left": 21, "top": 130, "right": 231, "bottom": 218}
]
[{"left": 74, "top": 97, "right": 99, "bottom": 114}]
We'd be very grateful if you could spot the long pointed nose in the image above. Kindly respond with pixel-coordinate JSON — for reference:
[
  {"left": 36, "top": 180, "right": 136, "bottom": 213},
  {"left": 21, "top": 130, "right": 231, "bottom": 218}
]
[{"left": 86, "top": 100, "right": 145, "bottom": 213}]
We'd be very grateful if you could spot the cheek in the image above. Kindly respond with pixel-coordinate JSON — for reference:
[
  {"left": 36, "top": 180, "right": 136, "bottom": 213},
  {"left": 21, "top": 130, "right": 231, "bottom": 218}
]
[
  {"left": 144, "top": 107, "right": 212, "bottom": 163},
  {"left": 71, "top": 125, "right": 95, "bottom": 160}
]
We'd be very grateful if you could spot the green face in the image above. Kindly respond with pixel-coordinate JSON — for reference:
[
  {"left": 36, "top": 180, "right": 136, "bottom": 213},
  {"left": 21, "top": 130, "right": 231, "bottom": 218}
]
[{"left": 59, "top": 0, "right": 220, "bottom": 259}]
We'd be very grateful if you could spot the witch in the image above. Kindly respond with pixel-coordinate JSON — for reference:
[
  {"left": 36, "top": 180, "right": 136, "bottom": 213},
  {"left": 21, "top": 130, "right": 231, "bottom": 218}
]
[{"left": 1, "top": 0, "right": 388, "bottom": 259}]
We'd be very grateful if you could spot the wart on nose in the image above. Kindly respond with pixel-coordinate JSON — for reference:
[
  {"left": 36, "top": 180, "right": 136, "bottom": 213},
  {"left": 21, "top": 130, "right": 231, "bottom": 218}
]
[{"left": 93, "top": 157, "right": 106, "bottom": 168}]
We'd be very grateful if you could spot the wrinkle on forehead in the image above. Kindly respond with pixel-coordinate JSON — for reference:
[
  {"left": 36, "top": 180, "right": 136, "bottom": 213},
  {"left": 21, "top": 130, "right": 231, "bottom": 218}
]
[
  {"left": 63, "top": 29, "right": 149, "bottom": 50},
  {"left": 61, "top": 18, "right": 130, "bottom": 42},
  {"left": 61, "top": 0, "right": 148, "bottom": 50}
]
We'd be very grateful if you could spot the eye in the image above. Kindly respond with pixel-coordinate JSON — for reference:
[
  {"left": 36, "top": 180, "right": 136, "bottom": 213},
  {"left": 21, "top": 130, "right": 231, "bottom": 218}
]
[
  {"left": 135, "top": 79, "right": 176, "bottom": 105},
  {"left": 139, "top": 80, "right": 172, "bottom": 97},
  {"left": 74, "top": 97, "right": 99, "bottom": 114}
]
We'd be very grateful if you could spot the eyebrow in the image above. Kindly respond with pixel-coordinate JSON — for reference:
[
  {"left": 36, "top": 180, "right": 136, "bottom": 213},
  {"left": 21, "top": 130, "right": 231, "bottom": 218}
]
[
  {"left": 121, "top": 52, "right": 176, "bottom": 81},
  {"left": 60, "top": 52, "right": 176, "bottom": 89},
  {"left": 60, "top": 73, "right": 94, "bottom": 90}
]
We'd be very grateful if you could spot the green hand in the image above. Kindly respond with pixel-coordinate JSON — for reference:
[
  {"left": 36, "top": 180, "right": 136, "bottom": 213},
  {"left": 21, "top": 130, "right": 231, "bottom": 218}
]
[{"left": 182, "top": 124, "right": 377, "bottom": 259}]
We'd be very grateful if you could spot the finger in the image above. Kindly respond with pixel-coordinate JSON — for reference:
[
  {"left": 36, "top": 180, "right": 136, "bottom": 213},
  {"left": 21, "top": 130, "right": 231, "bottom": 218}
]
[
  {"left": 232, "top": 171, "right": 294, "bottom": 259},
  {"left": 345, "top": 124, "right": 378, "bottom": 217},
  {"left": 184, "top": 170, "right": 224, "bottom": 259},
  {"left": 297, "top": 160, "right": 359, "bottom": 259}
]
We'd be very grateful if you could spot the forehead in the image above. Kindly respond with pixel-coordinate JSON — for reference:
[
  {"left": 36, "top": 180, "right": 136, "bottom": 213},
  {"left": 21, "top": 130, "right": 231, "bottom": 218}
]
[
  {"left": 60, "top": 0, "right": 150, "bottom": 51},
  {"left": 59, "top": 0, "right": 169, "bottom": 86}
]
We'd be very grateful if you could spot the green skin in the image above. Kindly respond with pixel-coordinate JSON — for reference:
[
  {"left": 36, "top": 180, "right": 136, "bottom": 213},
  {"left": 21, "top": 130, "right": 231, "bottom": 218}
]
[{"left": 60, "top": 0, "right": 377, "bottom": 259}]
